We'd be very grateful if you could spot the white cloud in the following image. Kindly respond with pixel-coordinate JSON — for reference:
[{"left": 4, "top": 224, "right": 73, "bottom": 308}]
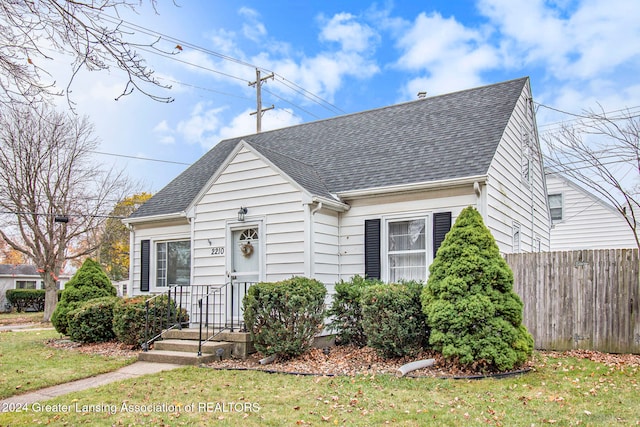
[
  {"left": 391, "top": 12, "right": 499, "bottom": 98},
  {"left": 319, "top": 12, "right": 379, "bottom": 52},
  {"left": 239, "top": 7, "right": 268, "bottom": 42},
  {"left": 478, "top": 0, "right": 640, "bottom": 80}
]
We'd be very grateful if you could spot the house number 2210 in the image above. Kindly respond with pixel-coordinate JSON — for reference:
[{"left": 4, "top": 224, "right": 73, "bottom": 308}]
[{"left": 211, "top": 247, "right": 225, "bottom": 255}]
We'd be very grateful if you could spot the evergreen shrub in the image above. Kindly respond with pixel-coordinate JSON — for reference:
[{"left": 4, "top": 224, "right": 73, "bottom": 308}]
[
  {"left": 52, "top": 258, "right": 116, "bottom": 335},
  {"left": 327, "top": 275, "right": 382, "bottom": 346},
  {"left": 361, "top": 281, "right": 427, "bottom": 358},
  {"left": 67, "top": 296, "right": 118, "bottom": 343},
  {"left": 422, "top": 206, "right": 534, "bottom": 371},
  {"left": 243, "top": 277, "right": 326, "bottom": 358},
  {"left": 112, "top": 295, "right": 188, "bottom": 348}
]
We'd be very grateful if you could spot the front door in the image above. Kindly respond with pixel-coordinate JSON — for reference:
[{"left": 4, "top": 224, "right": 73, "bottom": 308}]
[{"left": 228, "top": 226, "right": 260, "bottom": 327}]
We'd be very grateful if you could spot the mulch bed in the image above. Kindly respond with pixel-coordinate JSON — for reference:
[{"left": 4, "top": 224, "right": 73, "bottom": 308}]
[{"left": 44, "top": 339, "right": 640, "bottom": 378}]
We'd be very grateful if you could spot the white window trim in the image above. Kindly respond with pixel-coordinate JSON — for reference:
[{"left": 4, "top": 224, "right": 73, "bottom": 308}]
[
  {"left": 548, "top": 193, "right": 564, "bottom": 223},
  {"left": 512, "top": 221, "right": 521, "bottom": 253},
  {"left": 150, "top": 236, "right": 192, "bottom": 292},
  {"left": 381, "top": 213, "right": 432, "bottom": 283}
]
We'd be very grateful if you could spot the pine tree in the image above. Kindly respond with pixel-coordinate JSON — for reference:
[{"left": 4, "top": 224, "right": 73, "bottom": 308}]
[
  {"left": 52, "top": 258, "right": 116, "bottom": 335},
  {"left": 422, "top": 206, "right": 533, "bottom": 371}
]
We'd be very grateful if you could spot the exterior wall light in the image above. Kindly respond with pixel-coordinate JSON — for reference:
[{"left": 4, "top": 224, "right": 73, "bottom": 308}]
[{"left": 238, "top": 207, "right": 248, "bottom": 222}]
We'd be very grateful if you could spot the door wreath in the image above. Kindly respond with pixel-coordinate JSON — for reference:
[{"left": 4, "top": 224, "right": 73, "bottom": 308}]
[{"left": 240, "top": 241, "right": 254, "bottom": 257}]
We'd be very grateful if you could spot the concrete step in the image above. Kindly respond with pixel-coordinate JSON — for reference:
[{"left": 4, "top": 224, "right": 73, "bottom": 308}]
[
  {"left": 154, "top": 339, "right": 233, "bottom": 356},
  {"left": 138, "top": 350, "right": 219, "bottom": 365},
  {"left": 162, "top": 328, "right": 251, "bottom": 342}
]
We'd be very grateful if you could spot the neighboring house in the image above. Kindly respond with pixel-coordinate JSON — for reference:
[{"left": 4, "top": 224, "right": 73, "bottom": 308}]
[
  {"left": 546, "top": 171, "right": 637, "bottom": 250},
  {"left": 124, "top": 77, "right": 550, "bottom": 320},
  {"left": 0, "top": 264, "right": 70, "bottom": 311}
]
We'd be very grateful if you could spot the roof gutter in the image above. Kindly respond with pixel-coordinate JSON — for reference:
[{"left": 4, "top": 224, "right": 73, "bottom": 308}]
[
  {"left": 311, "top": 196, "right": 350, "bottom": 212},
  {"left": 122, "top": 211, "right": 188, "bottom": 226},
  {"left": 335, "top": 175, "right": 488, "bottom": 200}
]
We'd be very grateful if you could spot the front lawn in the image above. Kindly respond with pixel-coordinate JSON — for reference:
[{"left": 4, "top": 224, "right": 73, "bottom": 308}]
[
  {"left": 0, "top": 329, "right": 137, "bottom": 399},
  {"left": 1, "top": 351, "right": 638, "bottom": 426}
]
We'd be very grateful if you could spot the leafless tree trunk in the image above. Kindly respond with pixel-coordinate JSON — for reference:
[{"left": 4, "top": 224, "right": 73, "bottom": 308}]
[
  {"left": 0, "top": 105, "right": 133, "bottom": 321},
  {"left": 0, "top": 0, "right": 177, "bottom": 108},
  {"left": 542, "top": 107, "right": 640, "bottom": 251}
]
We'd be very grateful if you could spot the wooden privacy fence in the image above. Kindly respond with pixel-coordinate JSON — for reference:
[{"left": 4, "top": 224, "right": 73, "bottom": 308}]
[{"left": 505, "top": 249, "right": 640, "bottom": 354}]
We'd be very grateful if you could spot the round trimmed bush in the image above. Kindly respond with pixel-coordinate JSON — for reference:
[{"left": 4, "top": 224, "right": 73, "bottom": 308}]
[
  {"left": 422, "top": 206, "right": 534, "bottom": 372},
  {"left": 112, "top": 295, "right": 188, "bottom": 348},
  {"left": 243, "top": 277, "right": 326, "bottom": 358},
  {"left": 361, "top": 281, "right": 427, "bottom": 358},
  {"left": 52, "top": 258, "right": 116, "bottom": 335},
  {"left": 67, "top": 297, "right": 118, "bottom": 343},
  {"left": 327, "top": 275, "right": 382, "bottom": 347}
]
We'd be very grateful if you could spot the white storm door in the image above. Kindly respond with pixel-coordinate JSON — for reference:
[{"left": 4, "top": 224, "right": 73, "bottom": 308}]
[{"left": 228, "top": 225, "right": 261, "bottom": 327}]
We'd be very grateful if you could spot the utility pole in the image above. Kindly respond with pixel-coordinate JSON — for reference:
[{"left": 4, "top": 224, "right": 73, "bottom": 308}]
[{"left": 249, "top": 68, "right": 274, "bottom": 133}]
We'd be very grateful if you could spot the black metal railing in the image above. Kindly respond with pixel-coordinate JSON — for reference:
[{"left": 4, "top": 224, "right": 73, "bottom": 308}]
[
  {"left": 142, "top": 285, "right": 190, "bottom": 351},
  {"left": 197, "top": 281, "right": 253, "bottom": 356}
]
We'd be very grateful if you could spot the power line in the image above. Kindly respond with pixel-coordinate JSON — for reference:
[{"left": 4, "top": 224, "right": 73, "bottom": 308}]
[
  {"left": 90, "top": 150, "right": 191, "bottom": 166},
  {"left": 100, "top": 13, "right": 345, "bottom": 117}
]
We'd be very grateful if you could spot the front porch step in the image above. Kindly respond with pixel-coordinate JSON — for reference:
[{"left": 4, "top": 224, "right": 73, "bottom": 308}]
[
  {"left": 154, "top": 339, "right": 233, "bottom": 356},
  {"left": 139, "top": 326, "right": 255, "bottom": 365},
  {"left": 138, "top": 350, "right": 221, "bottom": 365}
]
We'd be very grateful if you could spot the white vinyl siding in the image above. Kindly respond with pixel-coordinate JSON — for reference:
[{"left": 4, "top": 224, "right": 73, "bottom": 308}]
[
  {"left": 129, "top": 221, "right": 191, "bottom": 295},
  {"left": 547, "top": 174, "right": 637, "bottom": 250},
  {"left": 339, "top": 187, "right": 476, "bottom": 282},
  {"left": 485, "top": 81, "right": 551, "bottom": 253},
  {"left": 192, "top": 146, "right": 306, "bottom": 285}
]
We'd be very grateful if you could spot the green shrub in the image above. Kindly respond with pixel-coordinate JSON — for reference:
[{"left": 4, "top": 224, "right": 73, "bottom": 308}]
[
  {"left": 6, "top": 289, "right": 46, "bottom": 312},
  {"left": 52, "top": 258, "right": 116, "bottom": 335},
  {"left": 67, "top": 297, "right": 118, "bottom": 343},
  {"left": 422, "top": 206, "right": 534, "bottom": 372},
  {"left": 327, "top": 275, "right": 381, "bottom": 346},
  {"left": 112, "top": 295, "right": 188, "bottom": 348},
  {"left": 361, "top": 281, "right": 427, "bottom": 358},
  {"left": 243, "top": 277, "right": 326, "bottom": 358}
]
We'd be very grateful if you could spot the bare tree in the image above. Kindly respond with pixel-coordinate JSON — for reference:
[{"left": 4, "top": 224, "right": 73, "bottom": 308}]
[
  {"left": 0, "top": 104, "right": 134, "bottom": 321},
  {"left": 542, "top": 107, "right": 640, "bottom": 250},
  {"left": 0, "top": 0, "right": 177, "bottom": 108}
]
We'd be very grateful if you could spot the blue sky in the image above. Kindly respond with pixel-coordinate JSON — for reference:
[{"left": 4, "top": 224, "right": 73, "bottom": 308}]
[{"left": 47, "top": 0, "right": 640, "bottom": 193}]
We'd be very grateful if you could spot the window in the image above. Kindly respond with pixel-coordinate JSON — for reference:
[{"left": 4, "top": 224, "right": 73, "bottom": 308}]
[
  {"left": 387, "top": 219, "right": 426, "bottom": 282},
  {"left": 156, "top": 240, "right": 191, "bottom": 287},
  {"left": 16, "top": 280, "right": 37, "bottom": 289},
  {"left": 521, "top": 123, "right": 532, "bottom": 184},
  {"left": 548, "top": 193, "right": 563, "bottom": 222},
  {"left": 512, "top": 222, "right": 521, "bottom": 253}
]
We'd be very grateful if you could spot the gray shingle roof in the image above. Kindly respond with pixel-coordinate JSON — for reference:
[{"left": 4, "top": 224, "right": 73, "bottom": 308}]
[
  {"left": 130, "top": 77, "right": 528, "bottom": 219},
  {"left": 0, "top": 264, "right": 39, "bottom": 276}
]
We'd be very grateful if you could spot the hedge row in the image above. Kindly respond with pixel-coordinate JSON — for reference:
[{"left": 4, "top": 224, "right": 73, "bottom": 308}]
[{"left": 5, "top": 289, "right": 62, "bottom": 312}]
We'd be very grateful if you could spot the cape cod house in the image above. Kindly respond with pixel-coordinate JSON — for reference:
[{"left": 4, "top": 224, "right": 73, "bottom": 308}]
[
  {"left": 546, "top": 171, "right": 637, "bottom": 250},
  {"left": 124, "top": 77, "right": 551, "bottom": 324}
]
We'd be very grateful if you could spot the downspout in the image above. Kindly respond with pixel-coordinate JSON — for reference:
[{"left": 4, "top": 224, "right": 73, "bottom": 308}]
[
  {"left": 186, "top": 209, "right": 196, "bottom": 285},
  {"left": 127, "top": 224, "right": 134, "bottom": 297},
  {"left": 309, "top": 202, "right": 323, "bottom": 278}
]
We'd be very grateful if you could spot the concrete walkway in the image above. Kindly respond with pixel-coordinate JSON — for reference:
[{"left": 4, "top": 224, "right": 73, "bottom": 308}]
[{"left": 0, "top": 361, "right": 182, "bottom": 408}]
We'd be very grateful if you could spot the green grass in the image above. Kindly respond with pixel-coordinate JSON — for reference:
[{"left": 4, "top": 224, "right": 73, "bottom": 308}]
[
  {"left": 0, "top": 329, "right": 136, "bottom": 399},
  {"left": 2, "top": 352, "right": 638, "bottom": 426},
  {"left": 0, "top": 311, "right": 44, "bottom": 325}
]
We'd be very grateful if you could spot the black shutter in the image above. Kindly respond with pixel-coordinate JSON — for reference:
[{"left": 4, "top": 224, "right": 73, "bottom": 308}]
[
  {"left": 433, "top": 212, "right": 452, "bottom": 258},
  {"left": 140, "top": 239, "right": 150, "bottom": 292},
  {"left": 364, "top": 219, "right": 381, "bottom": 280}
]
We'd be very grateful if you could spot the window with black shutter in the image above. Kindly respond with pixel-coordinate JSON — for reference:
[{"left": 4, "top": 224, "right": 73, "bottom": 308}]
[
  {"left": 364, "top": 219, "right": 381, "bottom": 280},
  {"left": 433, "top": 212, "right": 452, "bottom": 258},
  {"left": 140, "top": 239, "right": 150, "bottom": 292}
]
